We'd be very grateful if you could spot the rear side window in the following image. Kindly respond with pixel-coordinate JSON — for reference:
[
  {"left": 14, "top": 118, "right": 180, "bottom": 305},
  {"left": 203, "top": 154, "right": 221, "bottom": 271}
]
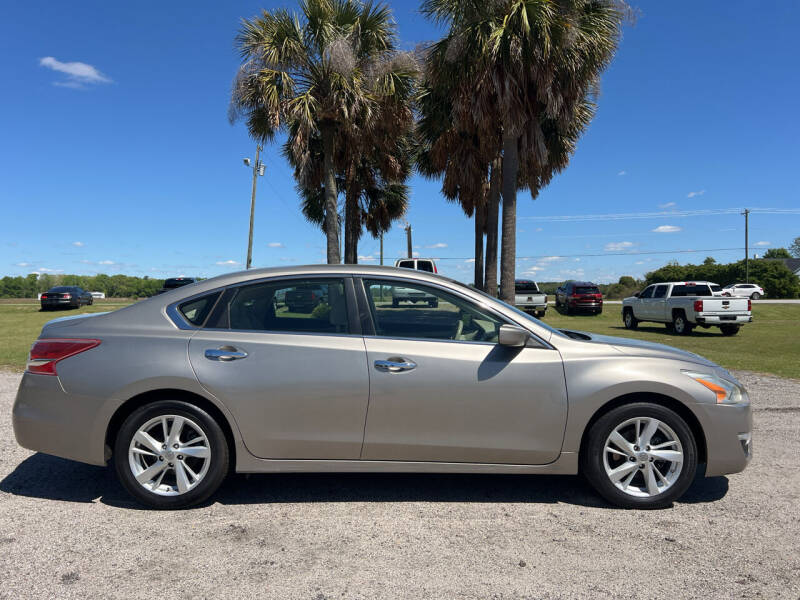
[
  {"left": 686, "top": 285, "right": 712, "bottom": 296},
  {"left": 179, "top": 292, "right": 221, "bottom": 326},
  {"left": 228, "top": 278, "right": 349, "bottom": 334}
]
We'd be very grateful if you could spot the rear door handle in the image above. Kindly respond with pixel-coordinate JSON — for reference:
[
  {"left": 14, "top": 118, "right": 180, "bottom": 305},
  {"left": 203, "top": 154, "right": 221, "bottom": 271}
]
[
  {"left": 374, "top": 358, "right": 417, "bottom": 373},
  {"left": 205, "top": 346, "right": 248, "bottom": 361}
]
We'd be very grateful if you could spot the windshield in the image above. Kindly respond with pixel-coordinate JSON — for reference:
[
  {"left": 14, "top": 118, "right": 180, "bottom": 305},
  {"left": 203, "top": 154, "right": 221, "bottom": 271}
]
[
  {"left": 445, "top": 278, "right": 567, "bottom": 339},
  {"left": 575, "top": 286, "right": 600, "bottom": 295},
  {"left": 710, "top": 285, "right": 722, "bottom": 292}
]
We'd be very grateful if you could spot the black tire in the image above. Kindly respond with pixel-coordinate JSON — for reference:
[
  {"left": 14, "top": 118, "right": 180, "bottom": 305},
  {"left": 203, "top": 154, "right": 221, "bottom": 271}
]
[
  {"left": 581, "top": 402, "right": 698, "bottom": 509},
  {"left": 672, "top": 311, "right": 693, "bottom": 335},
  {"left": 596, "top": 308, "right": 603, "bottom": 315},
  {"left": 392, "top": 298, "right": 399, "bottom": 308},
  {"left": 535, "top": 311, "right": 545, "bottom": 319},
  {"left": 720, "top": 325, "right": 740, "bottom": 336},
  {"left": 566, "top": 304, "right": 573, "bottom": 315},
  {"left": 751, "top": 292, "right": 760, "bottom": 300},
  {"left": 89, "top": 297, "right": 94, "bottom": 305},
  {"left": 114, "top": 400, "right": 229, "bottom": 509},
  {"left": 623, "top": 309, "right": 638, "bottom": 330},
  {"left": 429, "top": 300, "right": 438, "bottom": 308}
]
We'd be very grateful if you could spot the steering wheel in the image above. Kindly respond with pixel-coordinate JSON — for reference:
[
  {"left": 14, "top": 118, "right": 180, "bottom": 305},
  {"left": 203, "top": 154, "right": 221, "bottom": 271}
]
[{"left": 453, "top": 319, "right": 464, "bottom": 340}]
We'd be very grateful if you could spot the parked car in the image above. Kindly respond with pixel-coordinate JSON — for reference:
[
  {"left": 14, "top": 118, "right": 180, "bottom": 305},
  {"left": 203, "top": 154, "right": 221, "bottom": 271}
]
[
  {"left": 156, "top": 277, "right": 197, "bottom": 295},
  {"left": 395, "top": 258, "right": 437, "bottom": 273},
  {"left": 39, "top": 286, "right": 93, "bottom": 310},
  {"left": 514, "top": 280, "right": 547, "bottom": 318},
  {"left": 14, "top": 265, "right": 751, "bottom": 510},
  {"left": 285, "top": 284, "right": 327, "bottom": 313},
  {"left": 722, "top": 283, "right": 765, "bottom": 300},
  {"left": 622, "top": 281, "right": 752, "bottom": 336},
  {"left": 391, "top": 284, "right": 438, "bottom": 307},
  {"left": 709, "top": 283, "right": 724, "bottom": 296},
  {"left": 89, "top": 291, "right": 106, "bottom": 299},
  {"left": 555, "top": 281, "right": 603, "bottom": 315}
]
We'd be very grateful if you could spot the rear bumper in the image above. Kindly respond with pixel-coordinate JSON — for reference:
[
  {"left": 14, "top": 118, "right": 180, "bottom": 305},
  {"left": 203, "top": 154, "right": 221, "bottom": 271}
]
[
  {"left": 696, "top": 315, "right": 752, "bottom": 325},
  {"left": 12, "top": 372, "right": 108, "bottom": 466},
  {"left": 41, "top": 299, "right": 73, "bottom": 307}
]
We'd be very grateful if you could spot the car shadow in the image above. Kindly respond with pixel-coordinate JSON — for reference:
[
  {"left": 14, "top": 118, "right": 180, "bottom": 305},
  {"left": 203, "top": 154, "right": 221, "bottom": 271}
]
[{"left": 0, "top": 453, "right": 728, "bottom": 510}]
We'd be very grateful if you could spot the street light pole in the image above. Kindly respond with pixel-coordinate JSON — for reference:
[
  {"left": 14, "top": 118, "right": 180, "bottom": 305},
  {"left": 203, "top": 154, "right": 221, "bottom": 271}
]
[{"left": 245, "top": 145, "right": 263, "bottom": 270}]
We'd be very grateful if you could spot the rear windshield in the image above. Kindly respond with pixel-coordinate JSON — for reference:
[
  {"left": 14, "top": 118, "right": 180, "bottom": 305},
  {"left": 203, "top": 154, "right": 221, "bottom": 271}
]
[
  {"left": 515, "top": 282, "right": 539, "bottom": 292},
  {"left": 397, "top": 260, "right": 415, "bottom": 269},
  {"left": 710, "top": 285, "right": 722, "bottom": 292},
  {"left": 164, "top": 278, "right": 195, "bottom": 289},
  {"left": 671, "top": 284, "right": 712, "bottom": 297},
  {"left": 416, "top": 260, "right": 435, "bottom": 272},
  {"left": 575, "top": 286, "right": 600, "bottom": 295},
  {"left": 47, "top": 287, "right": 72, "bottom": 293}
]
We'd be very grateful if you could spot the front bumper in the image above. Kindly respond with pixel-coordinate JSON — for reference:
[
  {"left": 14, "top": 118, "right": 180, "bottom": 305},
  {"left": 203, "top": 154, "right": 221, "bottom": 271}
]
[
  {"left": 696, "top": 400, "right": 752, "bottom": 476},
  {"left": 12, "top": 372, "right": 109, "bottom": 466}
]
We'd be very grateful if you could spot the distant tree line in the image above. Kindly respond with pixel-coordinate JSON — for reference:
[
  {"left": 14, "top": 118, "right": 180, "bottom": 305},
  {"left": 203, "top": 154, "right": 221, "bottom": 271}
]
[{"left": 0, "top": 274, "right": 165, "bottom": 298}]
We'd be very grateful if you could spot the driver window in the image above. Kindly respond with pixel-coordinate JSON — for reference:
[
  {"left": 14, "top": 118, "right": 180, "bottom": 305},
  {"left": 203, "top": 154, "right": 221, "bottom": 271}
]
[
  {"left": 363, "top": 279, "right": 504, "bottom": 343},
  {"left": 640, "top": 286, "right": 654, "bottom": 299}
]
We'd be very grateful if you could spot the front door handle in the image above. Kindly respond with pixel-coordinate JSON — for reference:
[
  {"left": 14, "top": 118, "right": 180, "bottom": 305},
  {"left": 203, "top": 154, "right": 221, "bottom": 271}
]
[
  {"left": 374, "top": 357, "right": 417, "bottom": 373},
  {"left": 205, "top": 346, "right": 248, "bottom": 361}
]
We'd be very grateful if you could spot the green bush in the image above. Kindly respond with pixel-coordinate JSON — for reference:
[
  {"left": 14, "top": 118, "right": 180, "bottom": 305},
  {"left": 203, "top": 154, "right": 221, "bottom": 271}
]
[{"left": 311, "top": 302, "right": 331, "bottom": 320}]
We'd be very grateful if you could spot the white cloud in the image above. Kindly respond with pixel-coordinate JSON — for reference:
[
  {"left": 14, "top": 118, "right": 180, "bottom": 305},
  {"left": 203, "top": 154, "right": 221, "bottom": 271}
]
[
  {"left": 425, "top": 242, "right": 448, "bottom": 249},
  {"left": 72, "top": 241, "right": 85, "bottom": 247},
  {"left": 539, "top": 256, "right": 563, "bottom": 263},
  {"left": 604, "top": 241, "right": 636, "bottom": 252},
  {"left": 658, "top": 202, "right": 676, "bottom": 209},
  {"left": 755, "top": 241, "right": 770, "bottom": 246},
  {"left": 215, "top": 260, "right": 240, "bottom": 265},
  {"left": 560, "top": 268, "right": 586, "bottom": 277},
  {"left": 358, "top": 255, "right": 376, "bottom": 262},
  {"left": 465, "top": 258, "right": 475, "bottom": 263},
  {"left": 524, "top": 266, "right": 544, "bottom": 273},
  {"left": 617, "top": 170, "right": 627, "bottom": 176},
  {"left": 652, "top": 225, "right": 682, "bottom": 233},
  {"left": 97, "top": 260, "right": 115, "bottom": 265},
  {"left": 267, "top": 242, "right": 284, "bottom": 248},
  {"left": 635, "top": 261, "right": 645, "bottom": 265},
  {"left": 535, "top": 227, "right": 543, "bottom": 232},
  {"left": 39, "top": 57, "right": 112, "bottom": 88},
  {"left": 33, "top": 267, "right": 63, "bottom": 274},
  {"left": 15, "top": 262, "right": 32, "bottom": 267},
  {"left": 686, "top": 189, "right": 706, "bottom": 198}
]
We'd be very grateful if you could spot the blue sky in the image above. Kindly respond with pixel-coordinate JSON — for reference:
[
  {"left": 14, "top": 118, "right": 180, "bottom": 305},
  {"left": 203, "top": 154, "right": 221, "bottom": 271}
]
[{"left": 1, "top": 0, "right": 798, "bottom": 284}]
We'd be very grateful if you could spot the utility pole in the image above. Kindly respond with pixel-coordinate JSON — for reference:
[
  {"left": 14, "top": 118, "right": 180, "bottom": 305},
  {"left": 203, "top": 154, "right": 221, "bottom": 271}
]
[
  {"left": 244, "top": 145, "right": 264, "bottom": 269},
  {"left": 405, "top": 223, "right": 412, "bottom": 258},
  {"left": 742, "top": 208, "right": 749, "bottom": 282}
]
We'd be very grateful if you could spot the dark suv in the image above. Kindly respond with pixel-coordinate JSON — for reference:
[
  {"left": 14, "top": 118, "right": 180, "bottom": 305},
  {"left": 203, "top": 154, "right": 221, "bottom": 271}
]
[
  {"left": 555, "top": 281, "right": 603, "bottom": 315},
  {"left": 156, "top": 277, "right": 197, "bottom": 295}
]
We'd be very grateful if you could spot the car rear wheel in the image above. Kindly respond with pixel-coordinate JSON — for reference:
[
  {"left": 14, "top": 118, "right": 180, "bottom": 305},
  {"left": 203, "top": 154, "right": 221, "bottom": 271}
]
[
  {"left": 623, "top": 309, "right": 638, "bottom": 330},
  {"left": 114, "top": 400, "right": 229, "bottom": 509},
  {"left": 672, "top": 312, "right": 693, "bottom": 335},
  {"left": 751, "top": 292, "right": 760, "bottom": 300},
  {"left": 581, "top": 403, "right": 698, "bottom": 509},
  {"left": 720, "top": 325, "right": 740, "bottom": 336}
]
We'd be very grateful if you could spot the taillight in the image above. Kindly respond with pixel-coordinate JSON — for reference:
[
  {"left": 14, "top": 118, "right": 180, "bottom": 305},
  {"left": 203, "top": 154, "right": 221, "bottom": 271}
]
[
  {"left": 62, "top": 294, "right": 71, "bottom": 299},
  {"left": 748, "top": 299, "right": 751, "bottom": 311},
  {"left": 41, "top": 294, "right": 48, "bottom": 299},
  {"left": 27, "top": 339, "right": 101, "bottom": 376},
  {"left": 595, "top": 294, "right": 602, "bottom": 299},
  {"left": 694, "top": 300, "right": 703, "bottom": 312}
]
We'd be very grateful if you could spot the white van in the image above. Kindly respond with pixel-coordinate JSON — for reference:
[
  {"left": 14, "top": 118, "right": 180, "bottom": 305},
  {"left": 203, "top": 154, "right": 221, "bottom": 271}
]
[{"left": 394, "top": 258, "right": 438, "bottom": 273}]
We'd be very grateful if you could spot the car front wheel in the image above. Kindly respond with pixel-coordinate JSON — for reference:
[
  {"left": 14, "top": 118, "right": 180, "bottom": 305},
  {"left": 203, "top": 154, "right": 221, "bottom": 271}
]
[
  {"left": 581, "top": 403, "right": 698, "bottom": 509},
  {"left": 114, "top": 400, "right": 229, "bottom": 509},
  {"left": 623, "top": 309, "right": 638, "bottom": 329}
]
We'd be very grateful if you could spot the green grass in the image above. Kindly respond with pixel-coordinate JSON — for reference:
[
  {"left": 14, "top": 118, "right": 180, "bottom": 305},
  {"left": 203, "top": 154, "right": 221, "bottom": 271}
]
[
  {"left": 1, "top": 301, "right": 798, "bottom": 379},
  {"left": 541, "top": 303, "right": 800, "bottom": 379}
]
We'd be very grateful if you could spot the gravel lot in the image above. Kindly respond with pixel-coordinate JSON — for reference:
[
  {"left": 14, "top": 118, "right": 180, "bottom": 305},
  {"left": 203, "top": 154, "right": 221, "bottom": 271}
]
[{"left": 1, "top": 369, "right": 798, "bottom": 599}]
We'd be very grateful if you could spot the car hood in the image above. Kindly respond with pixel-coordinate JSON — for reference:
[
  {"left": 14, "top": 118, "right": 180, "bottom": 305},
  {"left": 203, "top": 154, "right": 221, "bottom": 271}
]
[{"left": 561, "top": 330, "right": 718, "bottom": 368}]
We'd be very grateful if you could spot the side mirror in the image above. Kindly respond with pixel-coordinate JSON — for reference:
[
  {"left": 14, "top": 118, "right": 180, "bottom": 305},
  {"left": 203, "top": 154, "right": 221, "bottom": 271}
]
[
  {"left": 633, "top": 292, "right": 640, "bottom": 298},
  {"left": 498, "top": 324, "right": 530, "bottom": 348}
]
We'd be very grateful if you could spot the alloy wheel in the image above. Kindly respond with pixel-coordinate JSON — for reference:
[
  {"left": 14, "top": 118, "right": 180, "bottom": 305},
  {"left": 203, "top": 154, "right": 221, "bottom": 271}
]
[
  {"left": 602, "top": 417, "right": 684, "bottom": 498},
  {"left": 128, "top": 415, "right": 211, "bottom": 496}
]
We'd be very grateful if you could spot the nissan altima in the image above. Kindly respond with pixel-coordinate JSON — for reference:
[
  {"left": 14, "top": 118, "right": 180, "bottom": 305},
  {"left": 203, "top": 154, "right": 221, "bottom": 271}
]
[{"left": 13, "top": 266, "right": 752, "bottom": 509}]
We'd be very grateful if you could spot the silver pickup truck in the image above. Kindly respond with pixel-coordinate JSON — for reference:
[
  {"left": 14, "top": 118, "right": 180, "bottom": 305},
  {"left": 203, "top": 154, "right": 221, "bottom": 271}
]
[
  {"left": 622, "top": 281, "right": 752, "bottom": 336},
  {"left": 514, "top": 280, "right": 547, "bottom": 318}
]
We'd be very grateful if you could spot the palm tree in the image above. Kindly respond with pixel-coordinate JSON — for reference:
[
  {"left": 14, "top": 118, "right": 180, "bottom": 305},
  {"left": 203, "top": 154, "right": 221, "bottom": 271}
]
[
  {"left": 230, "top": 0, "right": 402, "bottom": 264},
  {"left": 422, "top": 0, "right": 626, "bottom": 302}
]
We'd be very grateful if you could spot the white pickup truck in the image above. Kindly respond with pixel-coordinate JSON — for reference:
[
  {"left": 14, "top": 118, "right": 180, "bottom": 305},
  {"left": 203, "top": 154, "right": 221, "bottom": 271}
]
[
  {"left": 514, "top": 280, "right": 547, "bottom": 318},
  {"left": 622, "top": 281, "right": 752, "bottom": 336}
]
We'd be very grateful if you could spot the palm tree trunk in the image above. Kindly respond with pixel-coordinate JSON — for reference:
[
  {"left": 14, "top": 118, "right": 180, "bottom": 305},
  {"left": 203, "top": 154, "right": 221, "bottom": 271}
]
[
  {"left": 321, "top": 122, "right": 340, "bottom": 264},
  {"left": 344, "top": 183, "right": 360, "bottom": 264},
  {"left": 474, "top": 200, "right": 485, "bottom": 289},
  {"left": 484, "top": 157, "right": 501, "bottom": 296},
  {"left": 500, "top": 135, "right": 519, "bottom": 305}
]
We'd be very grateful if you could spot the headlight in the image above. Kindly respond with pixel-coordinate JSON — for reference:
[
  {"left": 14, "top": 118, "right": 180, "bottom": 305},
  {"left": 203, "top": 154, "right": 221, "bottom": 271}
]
[{"left": 682, "top": 370, "right": 749, "bottom": 405}]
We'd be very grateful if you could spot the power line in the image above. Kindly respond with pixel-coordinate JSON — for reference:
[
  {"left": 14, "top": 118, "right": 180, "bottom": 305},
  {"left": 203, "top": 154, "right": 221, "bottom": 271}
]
[
  {"left": 520, "top": 207, "right": 800, "bottom": 222},
  {"left": 383, "top": 247, "right": 749, "bottom": 261}
]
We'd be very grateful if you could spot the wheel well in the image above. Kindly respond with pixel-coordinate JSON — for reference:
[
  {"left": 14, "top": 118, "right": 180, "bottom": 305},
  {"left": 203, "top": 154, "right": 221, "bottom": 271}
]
[
  {"left": 105, "top": 389, "right": 237, "bottom": 465},
  {"left": 578, "top": 392, "right": 707, "bottom": 467},
  {"left": 671, "top": 308, "right": 685, "bottom": 319}
]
